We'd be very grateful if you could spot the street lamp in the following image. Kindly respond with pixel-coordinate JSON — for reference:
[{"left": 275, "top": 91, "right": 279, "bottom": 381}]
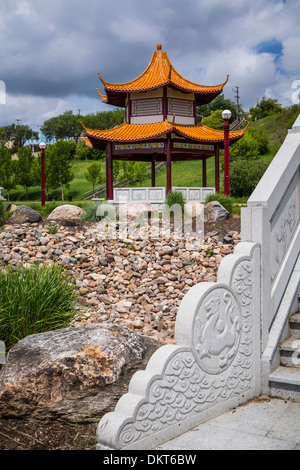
[
  {"left": 39, "top": 142, "right": 47, "bottom": 207},
  {"left": 221, "top": 109, "right": 232, "bottom": 196}
]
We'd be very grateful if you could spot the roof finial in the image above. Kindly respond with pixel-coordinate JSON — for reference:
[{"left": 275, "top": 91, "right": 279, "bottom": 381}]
[{"left": 157, "top": 44, "right": 162, "bottom": 51}]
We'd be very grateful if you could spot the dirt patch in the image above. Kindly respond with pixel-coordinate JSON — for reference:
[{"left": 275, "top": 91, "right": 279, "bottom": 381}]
[
  {"left": 0, "top": 418, "right": 97, "bottom": 450},
  {"left": 204, "top": 216, "right": 241, "bottom": 238}
]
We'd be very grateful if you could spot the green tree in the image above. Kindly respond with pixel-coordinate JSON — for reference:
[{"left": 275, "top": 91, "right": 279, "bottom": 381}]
[
  {"left": 0, "top": 123, "right": 38, "bottom": 150},
  {"left": 84, "top": 162, "right": 104, "bottom": 192},
  {"left": 120, "top": 161, "right": 136, "bottom": 181},
  {"left": 113, "top": 160, "right": 120, "bottom": 181},
  {"left": 133, "top": 162, "right": 148, "bottom": 185},
  {"left": 230, "top": 160, "right": 269, "bottom": 197},
  {"left": 197, "top": 94, "right": 238, "bottom": 122},
  {"left": 82, "top": 109, "right": 125, "bottom": 130},
  {"left": 75, "top": 139, "right": 105, "bottom": 160},
  {"left": 201, "top": 109, "right": 225, "bottom": 130},
  {"left": 0, "top": 143, "right": 16, "bottom": 200},
  {"left": 46, "top": 140, "right": 76, "bottom": 201},
  {"left": 41, "top": 110, "right": 82, "bottom": 143},
  {"left": 249, "top": 97, "right": 282, "bottom": 121},
  {"left": 230, "top": 132, "right": 260, "bottom": 161},
  {"left": 15, "top": 147, "right": 35, "bottom": 200}
]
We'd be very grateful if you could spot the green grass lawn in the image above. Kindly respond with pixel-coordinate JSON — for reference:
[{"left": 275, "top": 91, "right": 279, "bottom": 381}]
[
  {"left": 4, "top": 159, "right": 106, "bottom": 203},
  {"left": 141, "top": 157, "right": 217, "bottom": 188}
]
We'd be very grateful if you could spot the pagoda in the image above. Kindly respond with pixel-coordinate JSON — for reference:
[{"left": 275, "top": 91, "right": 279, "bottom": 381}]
[{"left": 82, "top": 44, "right": 247, "bottom": 201}]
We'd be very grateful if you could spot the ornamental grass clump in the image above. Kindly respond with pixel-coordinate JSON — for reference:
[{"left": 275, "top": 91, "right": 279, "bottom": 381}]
[{"left": 0, "top": 263, "right": 82, "bottom": 351}]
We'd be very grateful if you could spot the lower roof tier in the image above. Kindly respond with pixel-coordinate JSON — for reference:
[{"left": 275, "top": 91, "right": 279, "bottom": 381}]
[{"left": 82, "top": 120, "right": 248, "bottom": 151}]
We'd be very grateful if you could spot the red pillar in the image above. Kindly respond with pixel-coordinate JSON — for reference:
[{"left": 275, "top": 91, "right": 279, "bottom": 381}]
[
  {"left": 215, "top": 143, "right": 220, "bottom": 193},
  {"left": 223, "top": 119, "right": 230, "bottom": 196},
  {"left": 107, "top": 143, "right": 113, "bottom": 201},
  {"left": 166, "top": 134, "right": 172, "bottom": 194},
  {"left": 202, "top": 158, "right": 207, "bottom": 187},
  {"left": 41, "top": 148, "right": 45, "bottom": 206}
]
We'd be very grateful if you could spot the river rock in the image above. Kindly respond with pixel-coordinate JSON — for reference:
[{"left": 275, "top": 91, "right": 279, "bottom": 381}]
[
  {"left": 0, "top": 323, "right": 161, "bottom": 423},
  {"left": 204, "top": 201, "right": 230, "bottom": 222},
  {"left": 8, "top": 205, "right": 42, "bottom": 224},
  {"left": 118, "top": 203, "right": 153, "bottom": 221},
  {"left": 47, "top": 204, "right": 85, "bottom": 221}
]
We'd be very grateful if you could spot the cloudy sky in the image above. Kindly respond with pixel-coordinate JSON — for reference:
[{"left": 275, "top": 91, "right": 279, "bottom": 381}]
[{"left": 0, "top": 0, "right": 300, "bottom": 134}]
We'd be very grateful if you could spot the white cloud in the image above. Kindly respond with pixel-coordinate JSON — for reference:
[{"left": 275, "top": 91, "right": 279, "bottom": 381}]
[{"left": 0, "top": 0, "right": 300, "bottom": 127}]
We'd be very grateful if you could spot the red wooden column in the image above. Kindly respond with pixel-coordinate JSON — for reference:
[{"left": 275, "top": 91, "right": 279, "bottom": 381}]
[
  {"left": 215, "top": 143, "right": 220, "bottom": 193},
  {"left": 166, "top": 133, "right": 172, "bottom": 194},
  {"left": 107, "top": 142, "right": 113, "bottom": 201},
  {"left": 202, "top": 158, "right": 207, "bottom": 187}
]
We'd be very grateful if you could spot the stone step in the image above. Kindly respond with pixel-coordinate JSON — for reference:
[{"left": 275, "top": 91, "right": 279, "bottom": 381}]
[
  {"left": 279, "top": 336, "right": 300, "bottom": 367},
  {"left": 289, "top": 312, "right": 300, "bottom": 338},
  {"left": 269, "top": 366, "right": 300, "bottom": 401}
]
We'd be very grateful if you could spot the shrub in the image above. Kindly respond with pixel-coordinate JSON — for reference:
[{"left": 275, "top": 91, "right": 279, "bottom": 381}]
[
  {"left": 0, "top": 202, "right": 5, "bottom": 227},
  {"left": 165, "top": 190, "right": 186, "bottom": 211},
  {"left": 0, "top": 264, "right": 82, "bottom": 351},
  {"left": 230, "top": 159, "right": 269, "bottom": 197},
  {"left": 80, "top": 201, "right": 101, "bottom": 222},
  {"left": 205, "top": 192, "right": 233, "bottom": 216}
]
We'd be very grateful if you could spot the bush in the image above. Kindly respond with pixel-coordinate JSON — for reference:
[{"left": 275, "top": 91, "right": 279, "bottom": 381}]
[
  {"left": 165, "top": 190, "right": 186, "bottom": 211},
  {"left": 230, "top": 159, "right": 269, "bottom": 197},
  {"left": 0, "top": 264, "right": 82, "bottom": 351},
  {"left": 80, "top": 201, "right": 101, "bottom": 222},
  {"left": 205, "top": 192, "right": 233, "bottom": 216},
  {"left": 0, "top": 202, "right": 5, "bottom": 226}
]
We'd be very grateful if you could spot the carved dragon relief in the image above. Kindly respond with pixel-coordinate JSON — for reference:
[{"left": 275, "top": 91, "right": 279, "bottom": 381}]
[{"left": 97, "top": 245, "right": 258, "bottom": 450}]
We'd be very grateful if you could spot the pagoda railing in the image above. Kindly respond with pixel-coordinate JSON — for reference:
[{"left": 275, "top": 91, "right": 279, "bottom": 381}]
[{"left": 83, "top": 162, "right": 166, "bottom": 200}]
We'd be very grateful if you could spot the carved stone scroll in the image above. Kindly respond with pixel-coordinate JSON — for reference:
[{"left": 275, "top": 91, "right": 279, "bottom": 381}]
[{"left": 96, "top": 242, "right": 261, "bottom": 450}]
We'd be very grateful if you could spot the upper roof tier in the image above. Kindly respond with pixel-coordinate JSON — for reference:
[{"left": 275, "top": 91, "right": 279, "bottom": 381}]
[{"left": 97, "top": 44, "right": 229, "bottom": 108}]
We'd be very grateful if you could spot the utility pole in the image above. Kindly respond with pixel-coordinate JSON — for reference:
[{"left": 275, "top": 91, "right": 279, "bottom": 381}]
[{"left": 232, "top": 86, "right": 241, "bottom": 120}]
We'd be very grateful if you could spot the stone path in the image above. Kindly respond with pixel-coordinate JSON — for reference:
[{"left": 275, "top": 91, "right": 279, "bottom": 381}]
[
  {"left": 0, "top": 220, "right": 240, "bottom": 344},
  {"left": 156, "top": 397, "right": 300, "bottom": 450}
]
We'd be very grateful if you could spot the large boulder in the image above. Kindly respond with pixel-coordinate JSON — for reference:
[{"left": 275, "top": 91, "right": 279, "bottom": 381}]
[
  {"left": 47, "top": 204, "right": 85, "bottom": 221},
  {"left": 0, "top": 323, "right": 161, "bottom": 423},
  {"left": 204, "top": 201, "right": 230, "bottom": 222},
  {"left": 8, "top": 205, "right": 42, "bottom": 224},
  {"left": 117, "top": 202, "right": 153, "bottom": 222}
]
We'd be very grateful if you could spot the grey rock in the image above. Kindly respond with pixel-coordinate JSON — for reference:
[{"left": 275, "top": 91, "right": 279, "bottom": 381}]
[
  {"left": 8, "top": 205, "right": 42, "bottom": 224},
  {"left": 47, "top": 204, "right": 85, "bottom": 221},
  {"left": 204, "top": 201, "right": 230, "bottom": 222},
  {"left": 0, "top": 323, "right": 161, "bottom": 423}
]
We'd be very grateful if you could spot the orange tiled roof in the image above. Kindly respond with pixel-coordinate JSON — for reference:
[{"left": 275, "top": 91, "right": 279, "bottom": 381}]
[
  {"left": 81, "top": 120, "right": 248, "bottom": 150},
  {"left": 97, "top": 44, "right": 229, "bottom": 107}
]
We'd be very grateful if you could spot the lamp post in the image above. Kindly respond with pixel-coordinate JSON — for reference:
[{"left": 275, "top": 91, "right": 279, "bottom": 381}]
[
  {"left": 39, "top": 142, "right": 47, "bottom": 206},
  {"left": 221, "top": 109, "right": 232, "bottom": 196}
]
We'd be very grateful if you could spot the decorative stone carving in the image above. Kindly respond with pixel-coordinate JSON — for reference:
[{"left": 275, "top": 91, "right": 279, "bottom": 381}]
[
  {"left": 271, "top": 183, "right": 298, "bottom": 281},
  {"left": 96, "top": 242, "right": 260, "bottom": 450}
]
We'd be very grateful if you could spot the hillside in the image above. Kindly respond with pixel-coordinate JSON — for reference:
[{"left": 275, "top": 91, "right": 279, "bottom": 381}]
[{"left": 250, "top": 104, "right": 300, "bottom": 146}]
